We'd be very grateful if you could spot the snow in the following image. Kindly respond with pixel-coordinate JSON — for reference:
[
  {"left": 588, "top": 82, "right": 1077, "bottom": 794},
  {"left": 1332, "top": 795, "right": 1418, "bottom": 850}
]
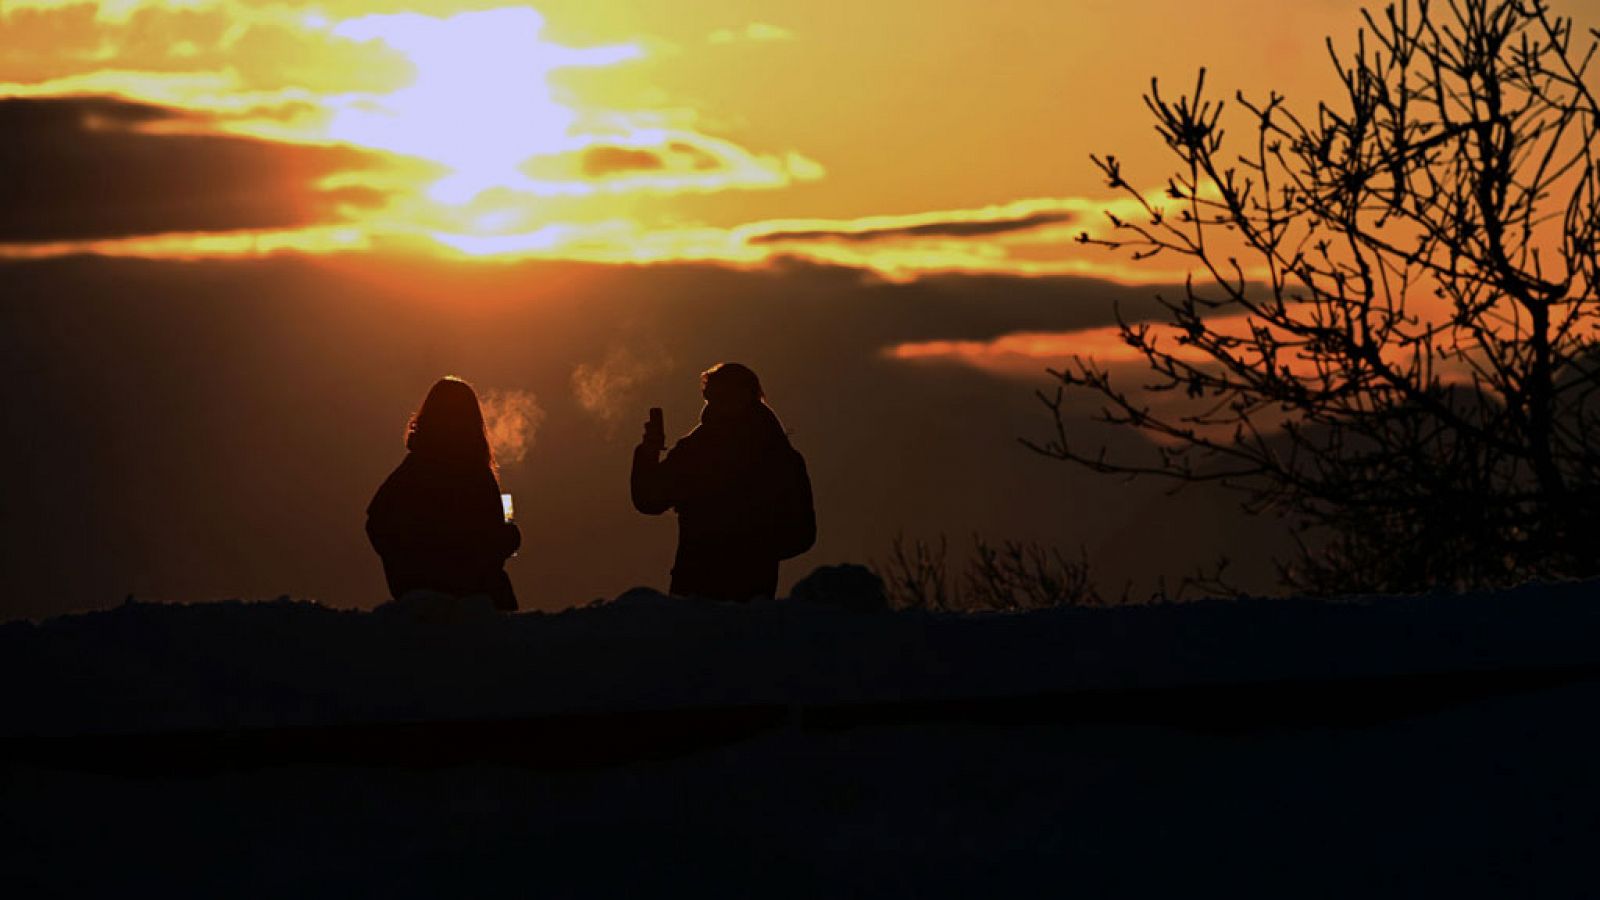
[
  {"left": 3, "top": 569, "right": 1598, "bottom": 896},
  {"left": 2, "top": 569, "right": 1599, "bottom": 738}
]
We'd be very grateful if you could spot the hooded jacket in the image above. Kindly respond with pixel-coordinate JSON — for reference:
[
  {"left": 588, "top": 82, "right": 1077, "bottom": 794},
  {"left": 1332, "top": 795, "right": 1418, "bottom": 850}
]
[{"left": 632, "top": 402, "right": 815, "bottom": 601}]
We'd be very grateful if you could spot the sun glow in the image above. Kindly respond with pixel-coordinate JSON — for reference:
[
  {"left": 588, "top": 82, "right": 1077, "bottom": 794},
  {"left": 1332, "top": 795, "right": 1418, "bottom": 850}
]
[
  {"left": 325, "top": 8, "right": 641, "bottom": 205},
  {"left": 0, "top": 0, "right": 1194, "bottom": 280}
]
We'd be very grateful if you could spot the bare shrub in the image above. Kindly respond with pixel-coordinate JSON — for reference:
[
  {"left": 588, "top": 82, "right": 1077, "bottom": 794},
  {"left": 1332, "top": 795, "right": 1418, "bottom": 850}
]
[{"left": 876, "top": 534, "right": 1113, "bottom": 611}]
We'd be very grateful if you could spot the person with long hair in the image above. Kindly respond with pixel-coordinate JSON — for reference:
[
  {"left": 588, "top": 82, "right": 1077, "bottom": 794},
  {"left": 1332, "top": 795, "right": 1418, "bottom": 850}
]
[
  {"left": 367, "top": 376, "right": 521, "bottom": 611},
  {"left": 632, "top": 362, "right": 815, "bottom": 601}
]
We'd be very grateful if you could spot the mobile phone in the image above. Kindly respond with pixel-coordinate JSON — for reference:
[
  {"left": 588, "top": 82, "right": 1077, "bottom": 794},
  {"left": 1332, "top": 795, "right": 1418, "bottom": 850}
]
[
  {"left": 500, "top": 493, "right": 514, "bottom": 523},
  {"left": 645, "top": 407, "right": 666, "bottom": 451}
]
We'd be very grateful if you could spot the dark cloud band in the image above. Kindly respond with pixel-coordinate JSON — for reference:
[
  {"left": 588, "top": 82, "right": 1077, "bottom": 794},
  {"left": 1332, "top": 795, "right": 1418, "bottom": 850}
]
[
  {"left": 575, "top": 141, "right": 725, "bottom": 178},
  {"left": 749, "top": 210, "right": 1076, "bottom": 245},
  {"left": 0, "top": 96, "right": 391, "bottom": 242}
]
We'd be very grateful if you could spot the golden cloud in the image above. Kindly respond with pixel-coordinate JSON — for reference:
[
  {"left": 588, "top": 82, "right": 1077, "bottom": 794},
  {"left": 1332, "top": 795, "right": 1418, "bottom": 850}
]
[
  {"left": 0, "top": 2, "right": 824, "bottom": 241},
  {"left": 708, "top": 23, "right": 794, "bottom": 44},
  {"left": 0, "top": 2, "right": 1209, "bottom": 285}
]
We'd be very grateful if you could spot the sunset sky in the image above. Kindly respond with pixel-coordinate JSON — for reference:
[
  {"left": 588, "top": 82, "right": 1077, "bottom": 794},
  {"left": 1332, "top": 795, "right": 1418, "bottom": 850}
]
[
  {"left": 3, "top": 1, "right": 1596, "bottom": 616},
  {"left": 0, "top": 0, "right": 1394, "bottom": 276}
]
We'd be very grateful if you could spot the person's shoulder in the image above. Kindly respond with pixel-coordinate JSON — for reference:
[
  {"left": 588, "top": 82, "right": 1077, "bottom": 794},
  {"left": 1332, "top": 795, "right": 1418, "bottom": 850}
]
[
  {"left": 391, "top": 452, "right": 437, "bottom": 482},
  {"left": 775, "top": 440, "right": 807, "bottom": 478},
  {"left": 369, "top": 453, "right": 415, "bottom": 511},
  {"left": 670, "top": 425, "right": 706, "bottom": 452},
  {"left": 474, "top": 464, "right": 502, "bottom": 491},
  {"left": 377, "top": 452, "right": 415, "bottom": 483}
]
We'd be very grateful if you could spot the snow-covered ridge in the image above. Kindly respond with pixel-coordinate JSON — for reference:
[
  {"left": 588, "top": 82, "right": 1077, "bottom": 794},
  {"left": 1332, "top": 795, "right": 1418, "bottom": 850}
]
[{"left": 4, "top": 573, "right": 1599, "bottom": 738}]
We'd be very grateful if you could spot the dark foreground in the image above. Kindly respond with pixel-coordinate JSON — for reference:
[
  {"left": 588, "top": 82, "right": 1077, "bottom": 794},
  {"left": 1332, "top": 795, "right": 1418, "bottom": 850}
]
[{"left": 3, "top": 584, "right": 1598, "bottom": 897}]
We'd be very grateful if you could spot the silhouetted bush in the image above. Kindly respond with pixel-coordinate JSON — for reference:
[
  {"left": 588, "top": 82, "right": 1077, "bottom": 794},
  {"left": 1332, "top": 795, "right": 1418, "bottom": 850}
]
[
  {"left": 966, "top": 539, "right": 1106, "bottom": 610},
  {"left": 876, "top": 534, "right": 953, "bottom": 611},
  {"left": 874, "top": 534, "right": 1107, "bottom": 611},
  {"left": 790, "top": 564, "right": 891, "bottom": 612}
]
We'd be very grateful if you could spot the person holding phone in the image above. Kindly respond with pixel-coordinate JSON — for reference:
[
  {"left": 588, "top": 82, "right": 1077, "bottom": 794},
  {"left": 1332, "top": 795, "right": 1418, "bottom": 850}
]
[
  {"left": 631, "top": 362, "right": 815, "bottom": 601},
  {"left": 367, "top": 376, "right": 521, "bottom": 611}
]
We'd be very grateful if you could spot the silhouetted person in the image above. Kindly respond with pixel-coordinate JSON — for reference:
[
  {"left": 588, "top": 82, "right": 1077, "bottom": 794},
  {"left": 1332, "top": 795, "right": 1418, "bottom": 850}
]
[
  {"left": 367, "top": 376, "right": 520, "bottom": 611},
  {"left": 632, "top": 363, "right": 816, "bottom": 601}
]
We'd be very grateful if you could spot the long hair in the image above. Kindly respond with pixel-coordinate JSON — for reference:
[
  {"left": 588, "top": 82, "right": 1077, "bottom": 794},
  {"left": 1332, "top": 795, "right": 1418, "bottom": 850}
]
[{"left": 406, "top": 376, "right": 497, "bottom": 474}]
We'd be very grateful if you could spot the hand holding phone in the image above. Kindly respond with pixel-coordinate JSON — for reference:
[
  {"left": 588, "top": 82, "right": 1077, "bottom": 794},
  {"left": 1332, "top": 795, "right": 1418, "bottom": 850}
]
[{"left": 643, "top": 407, "right": 666, "bottom": 452}]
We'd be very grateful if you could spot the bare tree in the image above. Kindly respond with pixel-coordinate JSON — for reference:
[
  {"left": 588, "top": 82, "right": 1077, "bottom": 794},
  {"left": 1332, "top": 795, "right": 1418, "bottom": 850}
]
[{"left": 1029, "top": 0, "right": 1600, "bottom": 593}]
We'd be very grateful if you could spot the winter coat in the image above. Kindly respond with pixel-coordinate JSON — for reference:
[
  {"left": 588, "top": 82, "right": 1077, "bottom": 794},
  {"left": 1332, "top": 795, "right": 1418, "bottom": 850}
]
[
  {"left": 366, "top": 452, "right": 521, "bottom": 610},
  {"left": 631, "top": 402, "right": 815, "bottom": 601}
]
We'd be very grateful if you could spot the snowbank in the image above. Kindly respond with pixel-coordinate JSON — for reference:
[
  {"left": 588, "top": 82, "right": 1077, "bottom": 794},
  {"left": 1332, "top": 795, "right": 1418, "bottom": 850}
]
[{"left": 3, "top": 568, "right": 1599, "bottom": 738}]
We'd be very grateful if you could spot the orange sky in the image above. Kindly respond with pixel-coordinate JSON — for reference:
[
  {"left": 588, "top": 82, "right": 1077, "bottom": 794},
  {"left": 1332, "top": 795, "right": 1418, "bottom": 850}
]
[
  {"left": 0, "top": 0, "right": 1463, "bottom": 278},
  {"left": 2, "top": 1, "right": 1597, "bottom": 611},
  {"left": 2, "top": 0, "right": 1595, "bottom": 385}
]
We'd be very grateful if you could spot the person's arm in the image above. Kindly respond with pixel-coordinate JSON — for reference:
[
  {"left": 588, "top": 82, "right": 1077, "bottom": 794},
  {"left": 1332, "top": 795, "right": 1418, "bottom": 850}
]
[
  {"left": 632, "top": 413, "right": 687, "bottom": 514},
  {"left": 631, "top": 441, "right": 676, "bottom": 515},
  {"left": 474, "top": 471, "right": 521, "bottom": 562},
  {"left": 365, "top": 468, "right": 416, "bottom": 559},
  {"left": 788, "top": 449, "right": 817, "bottom": 557},
  {"left": 364, "top": 505, "right": 393, "bottom": 557},
  {"left": 495, "top": 520, "right": 522, "bottom": 561},
  {"left": 771, "top": 447, "right": 817, "bottom": 559}
]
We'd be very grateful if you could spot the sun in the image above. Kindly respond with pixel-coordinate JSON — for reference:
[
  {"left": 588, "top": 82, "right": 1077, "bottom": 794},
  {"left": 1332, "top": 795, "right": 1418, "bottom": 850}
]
[{"left": 322, "top": 8, "right": 641, "bottom": 206}]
